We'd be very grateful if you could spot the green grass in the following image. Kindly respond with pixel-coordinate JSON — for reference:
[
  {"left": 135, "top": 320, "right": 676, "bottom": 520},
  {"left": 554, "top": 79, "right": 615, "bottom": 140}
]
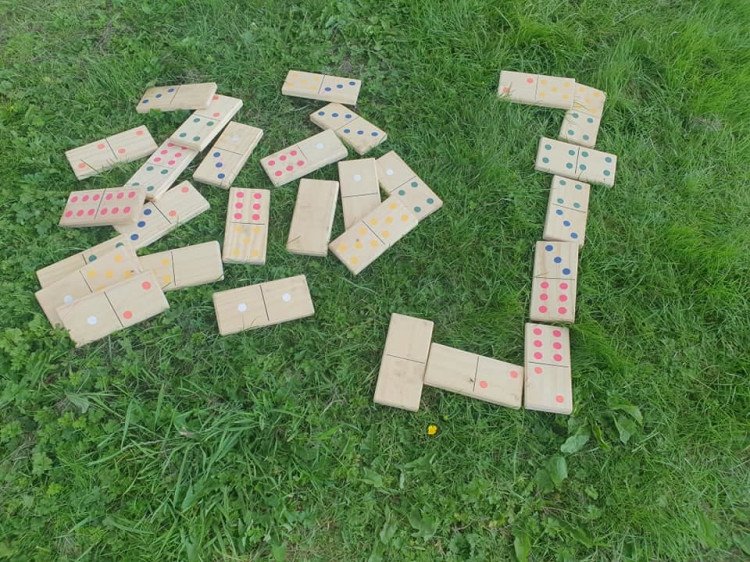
[{"left": 1, "top": 0, "right": 749, "bottom": 560}]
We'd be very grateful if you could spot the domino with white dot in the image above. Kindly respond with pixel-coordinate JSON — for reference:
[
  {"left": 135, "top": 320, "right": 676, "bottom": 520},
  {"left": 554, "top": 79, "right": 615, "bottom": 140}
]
[
  {"left": 310, "top": 103, "right": 387, "bottom": 155},
  {"left": 282, "top": 70, "right": 362, "bottom": 106},
  {"left": 259, "top": 129, "right": 347, "bottom": 187},
  {"left": 65, "top": 126, "right": 158, "bottom": 180},
  {"left": 193, "top": 122, "right": 264, "bottom": 188},
  {"left": 375, "top": 151, "right": 442, "bottom": 222},
  {"left": 337, "top": 159, "right": 381, "bottom": 229},
  {"left": 212, "top": 275, "right": 314, "bottom": 336},
  {"left": 136, "top": 82, "right": 217, "bottom": 113},
  {"left": 139, "top": 241, "right": 224, "bottom": 291}
]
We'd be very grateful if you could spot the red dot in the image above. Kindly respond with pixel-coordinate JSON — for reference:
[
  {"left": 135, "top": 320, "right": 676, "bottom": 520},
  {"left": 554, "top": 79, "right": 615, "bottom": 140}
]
[
  {"left": 175, "top": 152, "right": 182, "bottom": 158},
  {"left": 290, "top": 150, "right": 297, "bottom": 156},
  {"left": 553, "top": 353, "right": 563, "bottom": 362},
  {"left": 479, "top": 380, "right": 488, "bottom": 389},
  {"left": 534, "top": 366, "right": 543, "bottom": 375},
  {"left": 558, "top": 307, "right": 567, "bottom": 314},
  {"left": 128, "top": 191, "right": 136, "bottom": 198},
  {"left": 117, "top": 147, "right": 126, "bottom": 154},
  {"left": 100, "top": 208, "right": 108, "bottom": 215},
  {"left": 555, "top": 395, "right": 565, "bottom": 403},
  {"left": 76, "top": 210, "right": 84, "bottom": 216},
  {"left": 82, "top": 195, "right": 89, "bottom": 202},
  {"left": 541, "top": 281, "right": 549, "bottom": 289},
  {"left": 97, "top": 143, "right": 106, "bottom": 149},
  {"left": 123, "top": 310, "right": 133, "bottom": 319},
  {"left": 93, "top": 194, "right": 100, "bottom": 201},
  {"left": 135, "top": 129, "right": 144, "bottom": 136},
  {"left": 236, "top": 192, "right": 244, "bottom": 199},
  {"left": 297, "top": 160, "right": 305, "bottom": 166},
  {"left": 168, "top": 159, "right": 176, "bottom": 165},
  {"left": 111, "top": 207, "right": 119, "bottom": 214},
  {"left": 233, "top": 213, "right": 242, "bottom": 220},
  {"left": 77, "top": 163, "right": 86, "bottom": 169},
  {"left": 71, "top": 195, "right": 78, "bottom": 202},
  {"left": 539, "top": 305, "right": 548, "bottom": 313},
  {"left": 560, "top": 282, "right": 568, "bottom": 290},
  {"left": 123, "top": 206, "right": 131, "bottom": 213},
  {"left": 65, "top": 211, "right": 73, "bottom": 217},
  {"left": 212, "top": 112, "right": 220, "bottom": 117},
  {"left": 526, "top": 77, "right": 534, "bottom": 84},
  {"left": 540, "top": 293, "right": 548, "bottom": 301},
  {"left": 268, "top": 160, "right": 275, "bottom": 166},
  {"left": 252, "top": 213, "right": 260, "bottom": 221},
  {"left": 286, "top": 165, "right": 293, "bottom": 171},
  {"left": 280, "top": 155, "right": 287, "bottom": 161},
  {"left": 533, "top": 340, "right": 542, "bottom": 347},
  {"left": 533, "top": 327, "right": 542, "bottom": 335},
  {"left": 116, "top": 192, "right": 124, "bottom": 199},
  {"left": 212, "top": 95, "right": 219, "bottom": 100},
  {"left": 141, "top": 281, "right": 151, "bottom": 290},
  {"left": 275, "top": 171, "right": 282, "bottom": 177},
  {"left": 154, "top": 157, "right": 162, "bottom": 163},
  {"left": 559, "top": 295, "right": 568, "bottom": 302},
  {"left": 181, "top": 186, "right": 189, "bottom": 193},
  {"left": 533, "top": 352, "right": 542, "bottom": 360},
  {"left": 502, "top": 86, "right": 510, "bottom": 93},
  {"left": 509, "top": 370, "right": 519, "bottom": 379},
  {"left": 169, "top": 210, "right": 177, "bottom": 217},
  {"left": 253, "top": 192, "right": 261, "bottom": 199},
  {"left": 87, "top": 209, "right": 95, "bottom": 215},
  {"left": 105, "top": 193, "right": 113, "bottom": 200},
  {"left": 235, "top": 202, "right": 243, "bottom": 209},
  {"left": 553, "top": 342, "right": 562, "bottom": 350},
  {"left": 553, "top": 329, "right": 562, "bottom": 337},
  {"left": 161, "top": 149, "right": 169, "bottom": 154}
]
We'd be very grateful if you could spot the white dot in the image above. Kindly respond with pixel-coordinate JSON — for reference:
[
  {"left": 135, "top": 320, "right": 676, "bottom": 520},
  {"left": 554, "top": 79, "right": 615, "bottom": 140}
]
[
  {"left": 315, "top": 143, "right": 324, "bottom": 149},
  {"left": 237, "top": 303, "right": 247, "bottom": 312},
  {"left": 353, "top": 174, "right": 362, "bottom": 182},
  {"left": 281, "top": 292, "right": 292, "bottom": 303},
  {"left": 63, "top": 295, "right": 74, "bottom": 305},
  {"left": 229, "top": 135, "right": 241, "bottom": 143},
  {"left": 386, "top": 168, "right": 394, "bottom": 176},
  {"left": 86, "top": 316, "right": 97, "bottom": 325}
]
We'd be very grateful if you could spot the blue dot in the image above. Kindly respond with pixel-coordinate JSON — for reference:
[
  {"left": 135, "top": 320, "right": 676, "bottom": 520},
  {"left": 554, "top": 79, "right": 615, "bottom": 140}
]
[
  {"left": 372, "top": 131, "right": 379, "bottom": 137},
  {"left": 583, "top": 134, "right": 590, "bottom": 140},
  {"left": 218, "top": 173, "right": 225, "bottom": 179},
  {"left": 604, "top": 170, "right": 611, "bottom": 176},
  {"left": 545, "top": 244, "right": 554, "bottom": 251},
  {"left": 137, "top": 221, "right": 146, "bottom": 228},
  {"left": 554, "top": 257, "right": 562, "bottom": 264},
  {"left": 144, "top": 209, "right": 152, "bottom": 216},
  {"left": 332, "top": 112, "right": 339, "bottom": 117},
  {"left": 343, "top": 128, "right": 351, "bottom": 134},
  {"left": 357, "top": 130, "right": 364, "bottom": 135},
  {"left": 213, "top": 151, "right": 221, "bottom": 157},
  {"left": 88, "top": 255, "right": 97, "bottom": 262},
  {"left": 318, "top": 111, "right": 325, "bottom": 116},
  {"left": 336, "top": 84, "right": 343, "bottom": 89},
  {"left": 587, "top": 117, "right": 594, "bottom": 123},
  {"left": 155, "top": 94, "right": 162, "bottom": 99},
  {"left": 557, "top": 198, "right": 564, "bottom": 204},
  {"left": 325, "top": 87, "right": 331, "bottom": 92},
  {"left": 398, "top": 189, "right": 405, "bottom": 196},
  {"left": 167, "top": 88, "right": 175, "bottom": 92},
  {"left": 345, "top": 114, "right": 352, "bottom": 119},
  {"left": 605, "top": 156, "right": 612, "bottom": 163},
  {"left": 579, "top": 164, "right": 587, "bottom": 171},
  {"left": 563, "top": 220, "right": 571, "bottom": 227},
  {"left": 563, "top": 267, "right": 571, "bottom": 275},
  {"left": 556, "top": 209, "right": 563, "bottom": 216},
  {"left": 349, "top": 81, "right": 355, "bottom": 86},
  {"left": 130, "top": 234, "right": 139, "bottom": 241},
  {"left": 142, "top": 99, "right": 149, "bottom": 104},
  {"left": 414, "top": 206, "right": 422, "bottom": 213},
  {"left": 543, "top": 157, "right": 550, "bottom": 164},
  {"left": 544, "top": 144, "right": 552, "bottom": 150},
  {"left": 216, "top": 162, "right": 223, "bottom": 168},
  {"left": 426, "top": 198, "right": 434, "bottom": 204},
  {"left": 571, "top": 233, "right": 579, "bottom": 239}
]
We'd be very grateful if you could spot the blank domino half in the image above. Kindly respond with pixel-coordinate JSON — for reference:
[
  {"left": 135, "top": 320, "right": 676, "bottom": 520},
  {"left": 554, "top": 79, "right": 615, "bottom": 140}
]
[
  {"left": 125, "top": 138, "right": 198, "bottom": 201},
  {"left": 287, "top": 179, "right": 339, "bottom": 257},
  {"left": 213, "top": 275, "right": 314, "bottom": 335},
  {"left": 59, "top": 186, "right": 145, "bottom": 228},
  {"left": 114, "top": 181, "right": 210, "bottom": 250},
  {"left": 137, "top": 82, "right": 218, "bottom": 113},
  {"left": 282, "top": 70, "right": 361, "bottom": 106},
  {"left": 57, "top": 271, "right": 169, "bottom": 347},
  {"left": 529, "top": 240, "right": 579, "bottom": 323},
  {"left": 373, "top": 313, "right": 434, "bottom": 411},
  {"left": 222, "top": 188, "right": 270, "bottom": 264},
  {"left": 193, "top": 122, "right": 264, "bottom": 188},
  {"left": 497, "top": 71, "right": 576, "bottom": 109},
  {"left": 423, "top": 343, "right": 523, "bottom": 408},
  {"left": 310, "top": 103, "right": 387, "bottom": 155},
  {"left": 338, "top": 159, "right": 381, "bottom": 229},
  {"left": 139, "top": 241, "right": 224, "bottom": 291},
  {"left": 65, "top": 126, "right": 157, "bottom": 180},
  {"left": 169, "top": 94, "right": 243, "bottom": 151},
  {"left": 36, "top": 235, "right": 131, "bottom": 288},
  {"left": 375, "top": 151, "right": 443, "bottom": 222},
  {"left": 524, "top": 323, "right": 573, "bottom": 415},
  {"left": 259, "top": 129, "right": 347, "bottom": 187}
]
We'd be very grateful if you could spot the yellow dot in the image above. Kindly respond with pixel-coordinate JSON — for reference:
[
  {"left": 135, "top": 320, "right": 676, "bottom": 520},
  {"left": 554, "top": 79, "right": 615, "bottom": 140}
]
[
  {"left": 162, "top": 275, "right": 172, "bottom": 284},
  {"left": 252, "top": 226, "right": 262, "bottom": 234},
  {"left": 105, "top": 270, "right": 113, "bottom": 278},
  {"left": 161, "top": 257, "right": 170, "bottom": 266},
  {"left": 358, "top": 227, "right": 367, "bottom": 236},
  {"left": 369, "top": 218, "right": 379, "bottom": 226},
  {"left": 242, "top": 236, "right": 251, "bottom": 244},
  {"left": 389, "top": 203, "right": 397, "bottom": 210},
  {"left": 370, "top": 240, "right": 379, "bottom": 248},
  {"left": 349, "top": 256, "right": 360, "bottom": 265},
  {"left": 385, "top": 216, "right": 393, "bottom": 224},
  {"left": 551, "top": 86, "right": 558, "bottom": 93},
  {"left": 355, "top": 241, "right": 363, "bottom": 249},
  {"left": 381, "top": 230, "right": 390, "bottom": 238},
  {"left": 123, "top": 270, "right": 133, "bottom": 279},
  {"left": 427, "top": 424, "right": 439, "bottom": 436},
  {"left": 540, "top": 78, "right": 547, "bottom": 85},
  {"left": 563, "top": 82, "right": 571, "bottom": 88},
  {"left": 562, "top": 94, "right": 570, "bottom": 100},
  {"left": 401, "top": 214, "right": 409, "bottom": 222},
  {"left": 538, "top": 92, "right": 546, "bottom": 98},
  {"left": 232, "top": 248, "right": 240, "bottom": 257},
  {"left": 87, "top": 269, "right": 97, "bottom": 278},
  {"left": 338, "top": 243, "right": 348, "bottom": 253},
  {"left": 114, "top": 254, "right": 124, "bottom": 263},
  {"left": 234, "top": 225, "right": 243, "bottom": 233},
  {"left": 251, "top": 249, "right": 259, "bottom": 258}
]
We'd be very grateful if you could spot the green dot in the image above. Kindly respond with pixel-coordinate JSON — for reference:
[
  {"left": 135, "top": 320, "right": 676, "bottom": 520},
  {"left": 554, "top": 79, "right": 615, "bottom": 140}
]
[
  {"left": 573, "top": 202, "right": 581, "bottom": 209},
  {"left": 398, "top": 189, "right": 405, "bottom": 196},
  {"left": 410, "top": 181, "right": 418, "bottom": 188},
  {"left": 559, "top": 179, "right": 567, "bottom": 185},
  {"left": 193, "top": 136, "right": 200, "bottom": 141},
  {"left": 544, "top": 144, "right": 552, "bottom": 150},
  {"left": 207, "top": 121, "right": 215, "bottom": 126},
  {"left": 543, "top": 157, "right": 550, "bottom": 164},
  {"left": 568, "top": 149, "right": 576, "bottom": 156},
  {"left": 414, "top": 206, "right": 422, "bottom": 213},
  {"left": 605, "top": 156, "right": 612, "bottom": 163},
  {"left": 147, "top": 185, "right": 154, "bottom": 191},
  {"left": 160, "top": 169, "right": 168, "bottom": 175},
  {"left": 566, "top": 163, "right": 573, "bottom": 169},
  {"left": 193, "top": 117, "right": 200, "bottom": 123},
  {"left": 604, "top": 170, "right": 611, "bottom": 176},
  {"left": 572, "top": 112, "right": 579, "bottom": 118},
  {"left": 115, "top": 242, "right": 124, "bottom": 248},
  {"left": 583, "top": 134, "right": 590, "bottom": 140},
  {"left": 579, "top": 164, "right": 587, "bottom": 171},
  {"left": 575, "top": 183, "right": 582, "bottom": 190},
  {"left": 557, "top": 198, "right": 564, "bottom": 204},
  {"left": 179, "top": 133, "right": 186, "bottom": 138},
  {"left": 131, "top": 182, "right": 140, "bottom": 186},
  {"left": 587, "top": 117, "right": 594, "bottom": 123},
  {"left": 88, "top": 255, "right": 97, "bottom": 262},
  {"left": 426, "top": 198, "right": 434, "bottom": 204},
  {"left": 581, "top": 151, "right": 589, "bottom": 157},
  {"left": 567, "top": 129, "right": 575, "bottom": 135},
  {"left": 146, "top": 166, "right": 154, "bottom": 171}
]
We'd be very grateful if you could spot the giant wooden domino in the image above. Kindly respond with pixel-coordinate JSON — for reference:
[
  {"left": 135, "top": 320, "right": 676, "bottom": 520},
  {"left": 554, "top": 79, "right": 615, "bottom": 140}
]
[
  {"left": 497, "top": 71, "right": 576, "bottom": 109},
  {"left": 338, "top": 159, "right": 381, "bottom": 229},
  {"left": 558, "top": 83, "right": 606, "bottom": 148},
  {"left": 373, "top": 313, "right": 434, "bottom": 411},
  {"left": 524, "top": 323, "right": 572, "bottom": 414},
  {"left": 529, "top": 241, "right": 579, "bottom": 324},
  {"left": 139, "top": 241, "right": 224, "bottom": 291},
  {"left": 375, "top": 151, "right": 443, "bottom": 221},
  {"left": 137, "top": 82, "right": 218, "bottom": 113},
  {"left": 535, "top": 137, "right": 617, "bottom": 187},
  {"left": 193, "top": 122, "right": 264, "bottom": 188},
  {"left": 65, "top": 126, "right": 157, "bottom": 180},
  {"left": 282, "top": 70, "right": 361, "bottom": 106},
  {"left": 169, "top": 94, "right": 243, "bottom": 151},
  {"left": 213, "top": 275, "right": 314, "bottom": 335},
  {"left": 423, "top": 343, "right": 523, "bottom": 408},
  {"left": 57, "top": 271, "right": 169, "bottom": 347},
  {"left": 310, "top": 103, "right": 387, "bottom": 155},
  {"left": 114, "top": 181, "right": 210, "bottom": 250},
  {"left": 126, "top": 138, "right": 198, "bottom": 201},
  {"left": 287, "top": 179, "right": 339, "bottom": 257},
  {"left": 329, "top": 195, "right": 418, "bottom": 275},
  {"left": 36, "top": 235, "right": 131, "bottom": 288},
  {"left": 259, "top": 129, "right": 347, "bottom": 187},
  {"left": 35, "top": 243, "right": 141, "bottom": 326},
  {"left": 543, "top": 176, "right": 590, "bottom": 246},
  {"left": 222, "top": 188, "right": 270, "bottom": 264},
  {"left": 59, "top": 186, "right": 145, "bottom": 228}
]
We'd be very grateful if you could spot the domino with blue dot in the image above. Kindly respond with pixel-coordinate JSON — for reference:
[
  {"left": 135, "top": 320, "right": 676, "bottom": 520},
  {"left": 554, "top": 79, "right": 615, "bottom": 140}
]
[
  {"left": 193, "top": 122, "right": 264, "bottom": 188},
  {"left": 282, "top": 70, "right": 361, "bottom": 106},
  {"left": 529, "top": 241, "right": 579, "bottom": 323},
  {"left": 310, "top": 103, "right": 387, "bottom": 155},
  {"left": 535, "top": 137, "right": 617, "bottom": 187},
  {"left": 137, "top": 82, "right": 217, "bottom": 113},
  {"left": 169, "top": 94, "right": 243, "bottom": 151},
  {"left": 543, "top": 176, "right": 590, "bottom": 246}
]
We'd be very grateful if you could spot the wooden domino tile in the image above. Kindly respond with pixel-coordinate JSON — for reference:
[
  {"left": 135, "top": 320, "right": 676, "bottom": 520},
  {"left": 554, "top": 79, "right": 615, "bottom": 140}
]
[
  {"left": 193, "top": 122, "right": 264, "bottom": 188},
  {"left": 114, "top": 181, "right": 210, "bottom": 250},
  {"left": 125, "top": 139, "right": 198, "bottom": 201},
  {"left": 572, "top": 83, "right": 606, "bottom": 119},
  {"left": 59, "top": 186, "right": 145, "bottom": 228},
  {"left": 310, "top": 103, "right": 387, "bottom": 155},
  {"left": 57, "top": 271, "right": 169, "bottom": 347},
  {"left": 375, "top": 151, "right": 442, "bottom": 222},
  {"left": 535, "top": 137, "right": 617, "bottom": 187},
  {"left": 282, "top": 70, "right": 362, "bottom": 106},
  {"left": 137, "top": 82, "right": 218, "bottom": 113},
  {"left": 497, "top": 71, "right": 576, "bottom": 109},
  {"left": 36, "top": 235, "right": 130, "bottom": 288},
  {"left": 559, "top": 109, "right": 601, "bottom": 148},
  {"left": 35, "top": 244, "right": 141, "bottom": 326},
  {"left": 287, "top": 179, "right": 339, "bottom": 257},
  {"left": 329, "top": 196, "right": 418, "bottom": 275},
  {"left": 259, "top": 129, "right": 347, "bottom": 187},
  {"left": 524, "top": 323, "right": 572, "bottom": 415},
  {"left": 169, "top": 94, "right": 243, "bottom": 151},
  {"left": 543, "top": 176, "right": 590, "bottom": 246},
  {"left": 213, "top": 275, "right": 314, "bottom": 335},
  {"left": 65, "top": 126, "right": 157, "bottom": 180},
  {"left": 139, "top": 241, "right": 224, "bottom": 291},
  {"left": 423, "top": 343, "right": 523, "bottom": 408},
  {"left": 222, "top": 188, "right": 270, "bottom": 264},
  {"left": 338, "top": 159, "right": 381, "bottom": 228},
  {"left": 373, "top": 313, "right": 434, "bottom": 411},
  {"left": 529, "top": 241, "right": 579, "bottom": 323}
]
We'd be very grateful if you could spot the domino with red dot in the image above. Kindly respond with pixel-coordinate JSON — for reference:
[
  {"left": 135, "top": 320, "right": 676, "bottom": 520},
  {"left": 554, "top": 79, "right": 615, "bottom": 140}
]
[
  {"left": 260, "top": 129, "right": 347, "bottom": 187},
  {"left": 497, "top": 71, "right": 576, "bottom": 109},
  {"left": 59, "top": 186, "right": 146, "bottom": 228},
  {"left": 222, "top": 188, "right": 270, "bottom": 265},
  {"left": 523, "top": 323, "right": 572, "bottom": 415},
  {"left": 529, "top": 241, "right": 579, "bottom": 323},
  {"left": 65, "top": 126, "right": 157, "bottom": 180},
  {"left": 169, "top": 94, "right": 243, "bottom": 151}
]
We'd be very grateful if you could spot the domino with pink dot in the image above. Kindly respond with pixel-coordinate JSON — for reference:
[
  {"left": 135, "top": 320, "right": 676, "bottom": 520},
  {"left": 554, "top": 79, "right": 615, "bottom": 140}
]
[
  {"left": 497, "top": 71, "right": 576, "bottom": 109},
  {"left": 423, "top": 343, "right": 523, "bottom": 409},
  {"left": 56, "top": 271, "right": 169, "bottom": 347},
  {"left": 310, "top": 103, "right": 387, "bottom": 155},
  {"left": 125, "top": 139, "right": 198, "bottom": 201},
  {"left": 169, "top": 94, "right": 243, "bottom": 151},
  {"left": 529, "top": 240, "right": 579, "bottom": 323},
  {"left": 193, "top": 122, "right": 264, "bottom": 188},
  {"left": 65, "top": 126, "right": 157, "bottom": 180},
  {"left": 222, "top": 188, "right": 270, "bottom": 265},
  {"left": 59, "top": 186, "right": 146, "bottom": 228},
  {"left": 282, "top": 70, "right": 362, "bottom": 106},
  {"left": 524, "top": 323, "right": 572, "bottom": 415},
  {"left": 260, "top": 129, "right": 347, "bottom": 187}
]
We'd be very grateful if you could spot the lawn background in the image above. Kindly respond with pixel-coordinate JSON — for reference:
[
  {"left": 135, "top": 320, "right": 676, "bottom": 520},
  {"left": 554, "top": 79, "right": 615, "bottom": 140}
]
[{"left": 1, "top": 0, "right": 749, "bottom": 560}]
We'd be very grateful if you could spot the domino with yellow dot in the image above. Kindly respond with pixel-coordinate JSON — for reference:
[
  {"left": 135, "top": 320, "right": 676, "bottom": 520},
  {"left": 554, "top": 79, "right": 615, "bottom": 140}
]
[
  {"left": 221, "top": 188, "right": 270, "bottom": 264},
  {"left": 65, "top": 126, "right": 157, "bottom": 180},
  {"left": 36, "top": 235, "right": 131, "bottom": 288},
  {"left": 168, "top": 94, "right": 243, "bottom": 151},
  {"left": 139, "top": 241, "right": 224, "bottom": 291},
  {"left": 497, "top": 71, "right": 576, "bottom": 110}
]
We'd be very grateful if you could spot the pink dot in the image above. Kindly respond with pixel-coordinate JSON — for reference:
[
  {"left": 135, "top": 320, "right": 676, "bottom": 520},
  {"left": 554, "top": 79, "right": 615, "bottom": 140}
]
[
  {"left": 553, "top": 329, "right": 562, "bottom": 337},
  {"left": 123, "top": 206, "right": 131, "bottom": 213},
  {"left": 553, "top": 353, "right": 563, "bottom": 362},
  {"left": 135, "top": 129, "right": 144, "bottom": 136},
  {"left": 93, "top": 194, "right": 100, "bottom": 201},
  {"left": 123, "top": 310, "right": 133, "bottom": 319},
  {"left": 558, "top": 307, "right": 567, "bottom": 314},
  {"left": 253, "top": 193, "right": 261, "bottom": 199},
  {"left": 252, "top": 213, "right": 260, "bottom": 221},
  {"left": 76, "top": 210, "right": 84, "bottom": 216},
  {"left": 236, "top": 191, "right": 245, "bottom": 198},
  {"left": 510, "top": 370, "right": 519, "bottom": 379},
  {"left": 100, "top": 208, "right": 108, "bottom": 215},
  {"left": 71, "top": 196, "right": 78, "bottom": 203},
  {"left": 252, "top": 203, "right": 261, "bottom": 210},
  {"left": 168, "top": 160, "right": 176, "bottom": 165},
  {"left": 105, "top": 193, "right": 113, "bottom": 200},
  {"left": 541, "top": 281, "right": 549, "bottom": 289},
  {"left": 502, "top": 86, "right": 510, "bottom": 93},
  {"left": 117, "top": 147, "right": 126, "bottom": 154},
  {"left": 111, "top": 207, "right": 119, "bottom": 214},
  {"left": 479, "top": 380, "right": 488, "bottom": 389},
  {"left": 540, "top": 293, "right": 548, "bottom": 301},
  {"left": 87, "top": 209, "right": 95, "bottom": 215},
  {"left": 212, "top": 112, "right": 220, "bottom": 117},
  {"left": 553, "top": 342, "right": 562, "bottom": 350},
  {"left": 233, "top": 213, "right": 242, "bottom": 220},
  {"left": 539, "top": 305, "right": 548, "bottom": 313},
  {"left": 128, "top": 191, "right": 136, "bottom": 198},
  {"left": 181, "top": 186, "right": 189, "bottom": 193},
  {"left": 559, "top": 295, "right": 568, "bottom": 302},
  {"left": 268, "top": 160, "right": 275, "bottom": 167},
  {"left": 555, "top": 395, "right": 565, "bottom": 403},
  {"left": 560, "top": 282, "right": 568, "bottom": 290},
  {"left": 168, "top": 210, "right": 177, "bottom": 217},
  {"left": 533, "top": 340, "right": 542, "bottom": 347},
  {"left": 65, "top": 211, "right": 73, "bottom": 217},
  {"left": 141, "top": 281, "right": 151, "bottom": 290},
  {"left": 290, "top": 150, "right": 297, "bottom": 156},
  {"left": 533, "top": 327, "right": 542, "bottom": 336},
  {"left": 77, "top": 163, "right": 86, "bottom": 169},
  {"left": 175, "top": 152, "right": 182, "bottom": 158},
  {"left": 526, "top": 77, "right": 534, "bottom": 84},
  {"left": 161, "top": 149, "right": 169, "bottom": 154},
  {"left": 534, "top": 366, "right": 543, "bottom": 375},
  {"left": 116, "top": 192, "right": 124, "bottom": 199},
  {"left": 154, "top": 157, "right": 162, "bottom": 163},
  {"left": 212, "top": 95, "right": 219, "bottom": 100},
  {"left": 82, "top": 195, "right": 89, "bottom": 202},
  {"left": 533, "top": 352, "right": 542, "bottom": 360},
  {"left": 286, "top": 165, "right": 293, "bottom": 171},
  {"left": 297, "top": 160, "right": 305, "bottom": 166},
  {"left": 275, "top": 171, "right": 282, "bottom": 177},
  {"left": 97, "top": 143, "right": 106, "bottom": 149},
  {"left": 280, "top": 155, "right": 287, "bottom": 161},
  {"left": 235, "top": 202, "right": 243, "bottom": 209}
]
